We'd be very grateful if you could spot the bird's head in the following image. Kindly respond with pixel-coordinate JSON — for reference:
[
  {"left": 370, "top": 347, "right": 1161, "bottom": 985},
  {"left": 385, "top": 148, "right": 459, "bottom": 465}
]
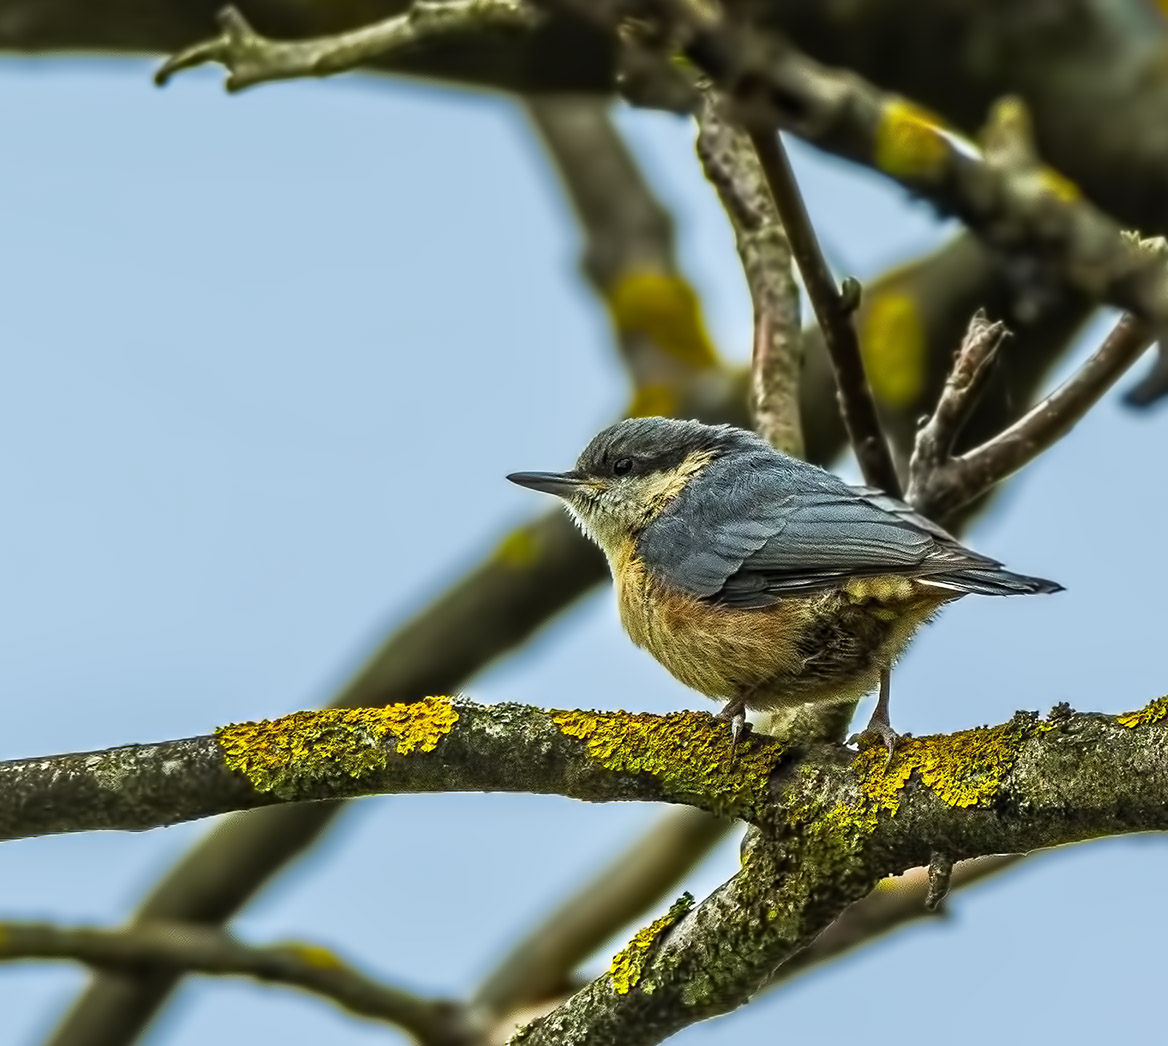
[{"left": 507, "top": 417, "right": 760, "bottom": 558}]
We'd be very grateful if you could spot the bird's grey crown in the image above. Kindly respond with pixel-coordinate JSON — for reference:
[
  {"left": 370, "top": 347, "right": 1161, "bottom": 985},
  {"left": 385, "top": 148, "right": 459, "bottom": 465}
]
[{"left": 574, "top": 417, "right": 766, "bottom": 479}]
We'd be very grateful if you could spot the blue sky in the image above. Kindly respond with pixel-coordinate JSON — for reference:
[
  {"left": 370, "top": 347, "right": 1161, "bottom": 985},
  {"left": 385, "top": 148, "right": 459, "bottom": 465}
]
[{"left": 1, "top": 56, "right": 1165, "bottom": 1045}]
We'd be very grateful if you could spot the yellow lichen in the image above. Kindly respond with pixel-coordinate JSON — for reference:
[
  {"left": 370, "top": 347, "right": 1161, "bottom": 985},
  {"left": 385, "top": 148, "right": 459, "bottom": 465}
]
[
  {"left": 1117, "top": 695, "right": 1168, "bottom": 728},
  {"left": 874, "top": 100, "right": 949, "bottom": 180},
  {"left": 217, "top": 698, "right": 459, "bottom": 797},
  {"left": 607, "top": 271, "right": 719, "bottom": 369},
  {"left": 627, "top": 383, "right": 679, "bottom": 419},
  {"left": 860, "top": 293, "right": 926, "bottom": 407},
  {"left": 1038, "top": 167, "right": 1079, "bottom": 203},
  {"left": 495, "top": 527, "right": 539, "bottom": 568},
  {"left": 552, "top": 709, "right": 784, "bottom": 819},
  {"left": 854, "top": 716, "right": 1037, "bottom": 815},
  {"left": 283, "top": 943, "right": 345, "bottom": 970},
  {"left": 609, "top": 893, "right": 693, "bottom": 995}
]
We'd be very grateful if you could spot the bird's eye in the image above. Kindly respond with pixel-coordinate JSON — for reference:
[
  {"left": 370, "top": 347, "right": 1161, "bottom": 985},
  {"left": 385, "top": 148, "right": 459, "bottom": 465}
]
[{"left": 613, "top": 457, "right": 634, "bottom": 476}]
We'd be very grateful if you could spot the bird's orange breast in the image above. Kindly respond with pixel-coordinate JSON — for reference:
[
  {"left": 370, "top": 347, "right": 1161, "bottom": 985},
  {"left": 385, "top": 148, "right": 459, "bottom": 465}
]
[
  {"left": 612, "top": 542, "right": 806, "bottom": 699},
  {"left": 610, "top": 538, "right": 953, "bottom": 708}
]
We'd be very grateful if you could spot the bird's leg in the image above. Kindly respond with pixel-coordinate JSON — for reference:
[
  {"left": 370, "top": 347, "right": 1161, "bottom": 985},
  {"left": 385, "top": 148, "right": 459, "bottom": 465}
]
[
  {"left": 715, "top": 694, "right": 753, "bottom": 761},
  {"left": 848, "top": 668, "right": 904, "bottom": 760}
]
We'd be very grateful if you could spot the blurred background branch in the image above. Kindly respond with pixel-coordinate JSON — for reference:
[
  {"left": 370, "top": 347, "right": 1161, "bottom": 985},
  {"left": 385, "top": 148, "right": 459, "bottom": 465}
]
[{"left": 0, "top": 922, "right": 479, "bottom": 1045}]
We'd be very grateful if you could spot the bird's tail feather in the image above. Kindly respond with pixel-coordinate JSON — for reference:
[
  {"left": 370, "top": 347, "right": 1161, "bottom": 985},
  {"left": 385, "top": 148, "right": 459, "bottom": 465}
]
[{"left": 921, "top": 568, "right": 1064, "bottom": 597}]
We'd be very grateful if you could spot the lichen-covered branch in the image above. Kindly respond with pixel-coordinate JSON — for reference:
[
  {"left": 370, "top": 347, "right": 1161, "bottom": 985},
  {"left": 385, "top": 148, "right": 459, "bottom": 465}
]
[
  {"left": 909, "top": 311, "right": 1154, "bottom": 517},
  {"left": 9, "top": 685, "right": 1168, "bottom": 1044},
  {"left": 525, "top": 0, "right": 1168, "bottom": 406},
  {"left": 695, "top": 91, "right": 803, "bottom": 458},
  {"left": 0, "top": 700, "right": 786, "bottom": 841},
  {"left": 514, "top": 697, "right": 1168, "bottom": 1045},
  {"left": 155, "top": 1, "right": 539, "bottom": 91},
  {"left": 0, "top": 921, "right": 476, "bottom": 1044},
  {"left": 8, "top": 697, "right": 1168, "bottom": 850}
]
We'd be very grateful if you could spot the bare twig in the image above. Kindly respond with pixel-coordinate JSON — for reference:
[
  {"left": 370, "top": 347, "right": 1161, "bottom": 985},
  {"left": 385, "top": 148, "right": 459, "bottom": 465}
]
[
  {"left": 745, "top": 125, "right": 901, "bottom": 495},
  {"left": 695, "top": 92, "right": 803, "bottom": 457},
  {"left": 909, "top": 311, "right": 1009, "bottom": 474},
  {"left": 910, "top": 313, "right": 1153, "bottom": 517},
  {"left": 155, "top": 1, "right": 539, "bottom": 91},
  {"left": 0, "top": 921, "right": 475, "bottom": 1044}
]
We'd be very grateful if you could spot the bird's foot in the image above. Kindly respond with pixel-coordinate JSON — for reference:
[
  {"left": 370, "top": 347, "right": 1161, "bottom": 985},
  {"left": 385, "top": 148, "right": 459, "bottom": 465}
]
[
  {"left": 715, "top": 698, "right": 752, "bottom": 763},
  {"left": 847, "top": 719, "right": 910, "bottom": 764},
  {"left": 847, "top": 668, "right": 907, "bottom": 765}
]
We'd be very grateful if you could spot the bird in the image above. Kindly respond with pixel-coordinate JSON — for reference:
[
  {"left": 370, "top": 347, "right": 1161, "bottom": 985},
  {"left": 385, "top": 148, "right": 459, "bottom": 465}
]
[{"left": 507, "top": 416, "right": 1062, "bottom": 752}]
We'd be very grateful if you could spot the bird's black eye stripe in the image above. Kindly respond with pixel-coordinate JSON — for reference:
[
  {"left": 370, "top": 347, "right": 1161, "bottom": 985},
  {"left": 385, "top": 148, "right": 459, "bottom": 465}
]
[{"left": 613, "top": 457, "right": 634, "bottom": 476}]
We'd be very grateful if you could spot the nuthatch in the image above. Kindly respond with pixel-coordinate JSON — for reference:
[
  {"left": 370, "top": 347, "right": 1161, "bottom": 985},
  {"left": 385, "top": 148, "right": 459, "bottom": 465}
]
[{"left": 508, "top": 417, "right": 1061, "bottom": 749}]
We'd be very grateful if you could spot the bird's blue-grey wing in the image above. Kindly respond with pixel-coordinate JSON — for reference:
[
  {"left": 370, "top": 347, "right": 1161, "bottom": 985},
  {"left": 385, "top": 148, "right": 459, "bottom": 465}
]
[{"left": 636, "top": 455, "right": 1000, "bottom": 607}]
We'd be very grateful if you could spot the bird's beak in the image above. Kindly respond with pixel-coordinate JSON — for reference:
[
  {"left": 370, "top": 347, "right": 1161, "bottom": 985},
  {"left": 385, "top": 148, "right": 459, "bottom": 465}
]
[{"left": 506, "top": 471, "right": 586, "bottom": 498}]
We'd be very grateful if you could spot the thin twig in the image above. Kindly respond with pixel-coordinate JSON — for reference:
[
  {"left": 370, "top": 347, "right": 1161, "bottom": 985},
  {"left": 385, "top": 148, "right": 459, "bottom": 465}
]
[
  {"left": 695, "top": 92, "right": 803, "bottom": 457},
  {"left": 0, "top": 920, "right": 475, "bottom": 1044},
  {"left": 910, "top": 313, "right": 1153, "bottom": 517},
  {"left": 155, "top": 1, "right": 539, "bottom": 91},
  {"left": 909, "top": 311, "right": 1009, "bottom": 480},
  {"left": 745, "top": 125, "right": 901, "bottom": 495}
]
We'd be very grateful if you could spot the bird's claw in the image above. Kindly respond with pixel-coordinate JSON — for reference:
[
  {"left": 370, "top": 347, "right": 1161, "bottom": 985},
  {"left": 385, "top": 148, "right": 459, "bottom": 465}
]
[
  {"left": 716, "top": 700, "right": 752, "bottom": 765},
  {"left": 848, "top": 721, "right": 910, "bottom": 764}
]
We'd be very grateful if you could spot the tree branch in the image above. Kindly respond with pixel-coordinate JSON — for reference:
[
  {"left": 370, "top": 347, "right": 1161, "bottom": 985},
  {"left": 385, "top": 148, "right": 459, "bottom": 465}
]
[
  {"left": 909, "top": 311, "right": 1154, "bottom": 517},
  {"left": 515, "top": 697, "right": 1168, "bottom": 1044},
  {"left": 695, "top": 91, "right": 803, "bottom": 458},
  {"left": 45, "top": 509, "right": 611, "bottom": 1046},
  {"left": 8, "top": 697, "right": 1168, "bottom": 848},
  {"left": 523, "top": 95, "right": 728, "bottom": 412},
  {"left": 524, "top": 0, "right": 1168, "bottom": 406},
  {"left": 743, "top": 52, "right": 1168, "bottom": 405},
  {"left": 0, "top": 921, "right": 476, "bottom": 1045},
  {"left": 0, "top": 700, "right": 787, "bottom": 841},
  {"left": 155, "top": 1, "right": 539, "bottom": 91},
  {"left": 7, "top": 689, "right": 1168, "bottom": 1046},
  {"left": 910, "top": 311, "right": 1009, "bottom": 469},
  {"left": 743, "top": 123, "right": 901, "bottom": 494}
]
